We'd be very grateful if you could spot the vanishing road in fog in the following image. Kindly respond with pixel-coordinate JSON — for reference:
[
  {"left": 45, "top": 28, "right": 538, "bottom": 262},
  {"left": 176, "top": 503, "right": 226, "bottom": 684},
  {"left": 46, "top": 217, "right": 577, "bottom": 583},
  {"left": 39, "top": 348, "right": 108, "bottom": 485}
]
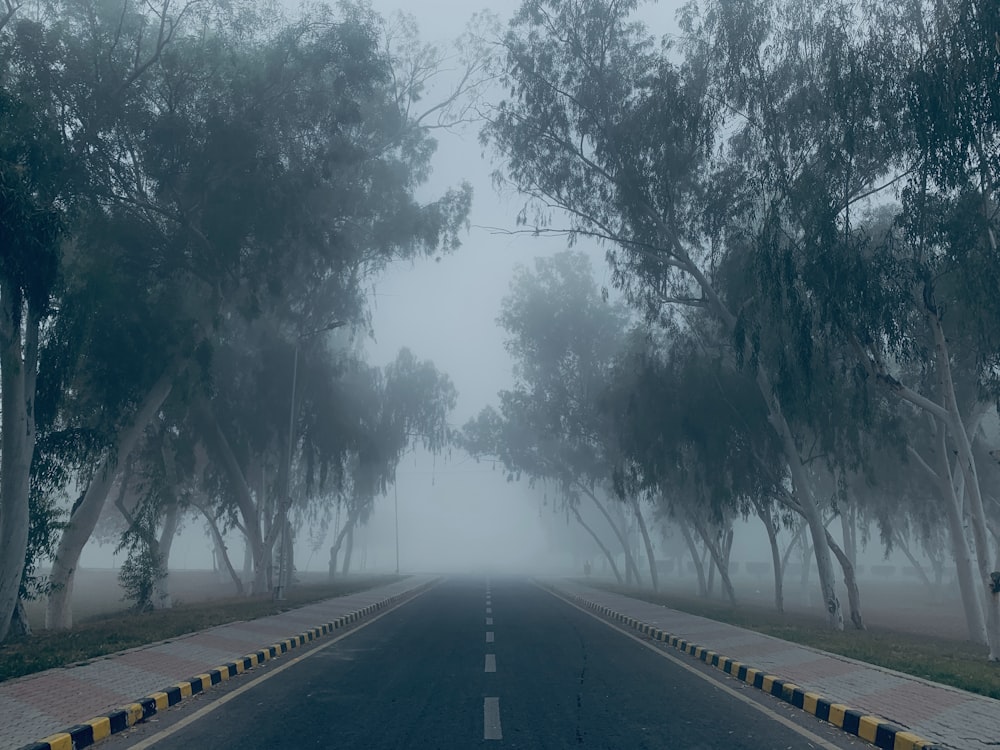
[{"left": 104, "top": 579, "right": 866, "bottom": 749}]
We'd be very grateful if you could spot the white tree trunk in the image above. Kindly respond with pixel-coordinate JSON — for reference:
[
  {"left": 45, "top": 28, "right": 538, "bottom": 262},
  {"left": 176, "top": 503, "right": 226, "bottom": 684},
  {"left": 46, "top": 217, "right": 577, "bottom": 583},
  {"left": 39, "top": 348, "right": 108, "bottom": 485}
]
[
  {"left": 151, "top": 502, "right": 181, "bottom": 610},
  {"left": 929, "top": 317, "right": 1000, "bottom": 659},
  {"left": 630, "top": 497, "right": 659, "bottom": 591},
  {"left": 908, "top": 436, "right": 987, "bottom": 644},
  {"left": 46, "top": 370, "right": 175, "bottom": 629},
  {"left": 756, "top": 368, "right": 843, "bottom": 629},
  {"left": 676, "top": 516, "right": 707, "bottom": 596},
  {"left": 0, "top": 291, "right": 39, "bottom": 643}
]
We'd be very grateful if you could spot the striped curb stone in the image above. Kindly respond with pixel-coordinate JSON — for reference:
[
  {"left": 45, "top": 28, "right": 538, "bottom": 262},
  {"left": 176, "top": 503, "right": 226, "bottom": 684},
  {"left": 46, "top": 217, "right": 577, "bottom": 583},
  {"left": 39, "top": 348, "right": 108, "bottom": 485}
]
[
  {"left": 17, "top": 580, "right": 436, "bottom": 750},
  {"left": 563, "top": 590, "right": 948, "bottom": 750}
]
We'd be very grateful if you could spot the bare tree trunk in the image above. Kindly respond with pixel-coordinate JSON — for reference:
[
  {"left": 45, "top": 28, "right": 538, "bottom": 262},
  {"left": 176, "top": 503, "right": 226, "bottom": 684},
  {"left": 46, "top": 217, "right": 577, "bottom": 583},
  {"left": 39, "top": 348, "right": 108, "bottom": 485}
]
[
  {"left": 909, "top": 426, "right": 988, "bottom": 645},
  {"left": 763, "top": 370, "right": 842, "bottom": 629},
  {"left": 825, "top": 530, "right": 864, "bottom": 630},
  {"left": 198, "top": 504, "right": 244, "bottom": 597},
  {"left": 342, "top": 524, "right": 355, "bottom": 575},
  {"left": 194, "top": 400, "right": 270, "bottom": 594},
  {"left": 0, "top": 292, "right": 39, "bottom": 643},
  {"left": 930, "top": 319, "right": 1000, "bottom": 660},
  {"left": 151, "top": 502, "right": 181, "bottom": 609},
  {"left": 840, "top": 503, "right": 858, "bottom": 567},
  {"left": 328, "top": 506, "right": 358, "bottom": 581},
  {"left": 689, "top": 514, "right": 736, "bottom": 605},
  {"left": 630, "top": 497, "right": 659, "bottom": 591},
  {"left": 677, "top": 516, "right": 707, "bottom": 596},
  {"left": 569, "top": 504, "right": 623, "bottom": 584},
  {"left": 755, "top": 501, "right": 784, "bottom": 612},
  {"left": 576, "top": 482, "right": 641, "bottom": 586},
  {"left": 885, "top": 319, "right": 998, "bottom": 657},
  {"left": 46, "top": 370, "right": 176, "bottom": 630},
  {"left": 894, "top": 530, "right": 935, "bottom": 593}
]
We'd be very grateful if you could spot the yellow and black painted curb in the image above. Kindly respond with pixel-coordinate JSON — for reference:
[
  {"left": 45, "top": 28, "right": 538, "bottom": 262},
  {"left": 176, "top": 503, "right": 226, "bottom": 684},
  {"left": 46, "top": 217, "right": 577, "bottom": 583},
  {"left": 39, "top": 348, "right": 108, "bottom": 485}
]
[
  {"left": 568, "top": 592, "right": 947, "bottom": 750},
  {"left": 18, "top": 582, "right": 433, "bottom": 750}
]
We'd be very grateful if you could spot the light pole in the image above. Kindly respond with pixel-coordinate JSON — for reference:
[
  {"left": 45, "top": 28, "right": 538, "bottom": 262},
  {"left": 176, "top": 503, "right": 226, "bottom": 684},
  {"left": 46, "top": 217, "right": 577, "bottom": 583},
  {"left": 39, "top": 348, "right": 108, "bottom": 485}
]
[
  {"left": 274, "top": 320, "right": 344, "bottom": 601},
  {"left": 394, "top": 480, "right": 400, "bottom": 575}
]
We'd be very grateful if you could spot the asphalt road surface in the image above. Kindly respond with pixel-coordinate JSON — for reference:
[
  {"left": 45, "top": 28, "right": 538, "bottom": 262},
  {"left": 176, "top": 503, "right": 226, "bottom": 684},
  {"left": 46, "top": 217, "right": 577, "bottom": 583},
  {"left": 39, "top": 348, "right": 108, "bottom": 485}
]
[{"left": 106, "top": 578, "right": 868, "bottom": 749}]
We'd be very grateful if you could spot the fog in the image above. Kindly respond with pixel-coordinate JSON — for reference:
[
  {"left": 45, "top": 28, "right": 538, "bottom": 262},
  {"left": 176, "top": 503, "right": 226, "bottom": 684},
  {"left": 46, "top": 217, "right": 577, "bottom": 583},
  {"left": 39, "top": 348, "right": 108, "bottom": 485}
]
[{"left": 81, "top": 0, "right": 633, "bottom": 576}]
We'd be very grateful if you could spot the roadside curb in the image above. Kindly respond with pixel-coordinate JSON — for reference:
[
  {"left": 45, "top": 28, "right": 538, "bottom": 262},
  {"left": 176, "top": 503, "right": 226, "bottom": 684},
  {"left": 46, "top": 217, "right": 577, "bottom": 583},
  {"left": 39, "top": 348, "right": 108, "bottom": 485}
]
[
  {"left": 17, "top": 580, "right": 435, "bottom": 750},
  {"left": 560, "top": 588, "right": 948, "bottom": 750}
]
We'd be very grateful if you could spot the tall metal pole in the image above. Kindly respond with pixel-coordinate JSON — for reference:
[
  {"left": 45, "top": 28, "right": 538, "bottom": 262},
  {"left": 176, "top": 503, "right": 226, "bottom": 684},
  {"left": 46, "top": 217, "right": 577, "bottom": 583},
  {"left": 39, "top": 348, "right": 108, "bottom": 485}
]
[{"left": 394, "top": 481, "right": 400, "bottom": 575}]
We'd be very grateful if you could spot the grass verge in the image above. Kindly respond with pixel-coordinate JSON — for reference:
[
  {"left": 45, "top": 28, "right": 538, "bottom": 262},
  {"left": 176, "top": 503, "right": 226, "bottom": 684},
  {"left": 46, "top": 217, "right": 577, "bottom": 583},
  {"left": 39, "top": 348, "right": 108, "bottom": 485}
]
[
  {"left": 0, "top": 575, "right": 400, "bottom": 683},
  {"left": 590, "top": 582, "right": 1000, "bottom": 700}
]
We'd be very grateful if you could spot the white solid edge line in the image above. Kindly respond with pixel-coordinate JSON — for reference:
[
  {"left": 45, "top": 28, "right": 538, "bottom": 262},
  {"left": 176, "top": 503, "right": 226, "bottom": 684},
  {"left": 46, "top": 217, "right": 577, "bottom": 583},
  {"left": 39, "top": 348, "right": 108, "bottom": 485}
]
[
  {"left": 484, "top": 697, "right": 502, "bottom": 740},
  {"left": 485, "top": 653, "right": 497, "bottom": 673},
  {"left": 126, "top": 584, "right": 437, "bottom": 749},
  {"left": 540, "top": 585, "right": 844, "bottom": 750}
]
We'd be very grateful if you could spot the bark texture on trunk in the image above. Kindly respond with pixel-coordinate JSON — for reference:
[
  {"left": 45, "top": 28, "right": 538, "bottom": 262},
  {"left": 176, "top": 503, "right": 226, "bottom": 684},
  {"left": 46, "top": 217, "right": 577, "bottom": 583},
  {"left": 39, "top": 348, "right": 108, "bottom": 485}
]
[
  {"left": 0, "top": 289, "right": 39, "bottom": 643},
  {"left": 909, "top": 432, "right": 987, "bottom": 644},
  {"left": 825, "top": 530, "right": 864, "bottom": 630},
  {"left": 46, "top": 370, "right": 175, "bottom": 630},
  {"left": 929, "top": 317, "right": 1000, "bottom": 660}
]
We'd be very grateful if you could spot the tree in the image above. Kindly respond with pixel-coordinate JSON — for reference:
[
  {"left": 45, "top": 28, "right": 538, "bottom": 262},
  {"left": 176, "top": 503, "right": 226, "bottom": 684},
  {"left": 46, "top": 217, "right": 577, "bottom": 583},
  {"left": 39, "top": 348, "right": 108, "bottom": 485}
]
[
  {"left": 28, "top": 0, "right": 471, "bottom": 632},
  {"left": 463, "top": 251, "right": 657, "bottom": 584}
]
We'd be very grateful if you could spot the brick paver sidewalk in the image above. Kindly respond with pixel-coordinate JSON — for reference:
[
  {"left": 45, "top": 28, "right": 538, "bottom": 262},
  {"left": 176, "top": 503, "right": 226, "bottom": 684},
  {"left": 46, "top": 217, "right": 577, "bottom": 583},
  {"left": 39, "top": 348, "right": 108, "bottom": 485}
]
[
  {"left": 553, "top": 580, "right": 1000, "bottom": 750},
  {"left": 0, "top": 576, "right": 434, "bottom": 750}
]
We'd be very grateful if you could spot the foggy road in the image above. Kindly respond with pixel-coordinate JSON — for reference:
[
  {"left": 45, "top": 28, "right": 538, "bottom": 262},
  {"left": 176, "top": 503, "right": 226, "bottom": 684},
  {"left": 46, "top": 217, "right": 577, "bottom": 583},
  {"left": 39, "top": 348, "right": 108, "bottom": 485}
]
[{"left": 105, "top": 579, "right": 867, "bottom": 750}]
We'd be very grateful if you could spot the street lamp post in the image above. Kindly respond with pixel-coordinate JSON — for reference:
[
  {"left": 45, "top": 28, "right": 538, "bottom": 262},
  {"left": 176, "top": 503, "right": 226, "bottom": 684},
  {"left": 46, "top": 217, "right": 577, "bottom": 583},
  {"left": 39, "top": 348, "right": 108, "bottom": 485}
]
[
  {"left": 274, "top": 320, "right": 344, "bottom": 602},
  {"left": 394, "top": 481, "right": 400, "bottom": 575}
]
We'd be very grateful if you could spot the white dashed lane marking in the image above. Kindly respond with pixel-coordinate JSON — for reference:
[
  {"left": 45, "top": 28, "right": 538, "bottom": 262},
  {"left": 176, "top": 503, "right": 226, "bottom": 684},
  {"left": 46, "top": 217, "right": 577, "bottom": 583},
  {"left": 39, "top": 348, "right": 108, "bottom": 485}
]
[
  {"left": 485, "top": 654, "right": 496, "bottom": 672},
  {"left": 486, "top": 617, "right": 493, "bottom": 625},
  {"left": 484, "top": 697, "right": 502, "bottom": 740},
  {"left": 486, "top": 631, "right": 494, "bottom": 643}
]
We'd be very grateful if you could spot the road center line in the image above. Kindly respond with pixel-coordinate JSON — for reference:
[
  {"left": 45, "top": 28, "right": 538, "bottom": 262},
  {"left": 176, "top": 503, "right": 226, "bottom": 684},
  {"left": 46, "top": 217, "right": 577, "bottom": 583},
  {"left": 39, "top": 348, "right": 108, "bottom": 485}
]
[
  {"left": 485, "top": 653, "right": 496, "bottom": 672},
  {"left": 484, "top": 697, "right": 503, "bottom": 740},
  {"left": 486, "top": 631, "right": 494, "bottom": 643}
]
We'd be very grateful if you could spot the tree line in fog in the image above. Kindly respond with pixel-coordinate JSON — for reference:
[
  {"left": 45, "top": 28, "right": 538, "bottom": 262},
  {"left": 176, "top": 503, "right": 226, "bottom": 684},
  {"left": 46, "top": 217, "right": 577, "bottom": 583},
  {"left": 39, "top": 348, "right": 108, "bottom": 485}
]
[
  {"left": 464, "top": 0, "right": 1000, "bottom": 662},
  {"left": 0, "top": 0, "right": 474, "bottom": 641}
]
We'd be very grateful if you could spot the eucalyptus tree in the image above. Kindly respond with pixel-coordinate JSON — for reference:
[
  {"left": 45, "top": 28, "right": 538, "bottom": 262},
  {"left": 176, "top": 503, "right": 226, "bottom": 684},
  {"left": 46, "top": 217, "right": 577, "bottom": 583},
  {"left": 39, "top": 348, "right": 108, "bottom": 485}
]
[
  {"left": 37, "top": 0, "right": 471, "bottom": 629},
  {"left": 326, "top": 348, "right": 457, "bottom": 579},
  {"left": 604, "top": 320, "right": 792, "bottom": 607},
  {"left": 0, "top": 0, "right": 201, "bottom": 640},
  {"left": 482, "top": 0, "right": 984, "bottom": 631},
  {"left": 463, "top": 251, "right": 655, "bottom": 585}
]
